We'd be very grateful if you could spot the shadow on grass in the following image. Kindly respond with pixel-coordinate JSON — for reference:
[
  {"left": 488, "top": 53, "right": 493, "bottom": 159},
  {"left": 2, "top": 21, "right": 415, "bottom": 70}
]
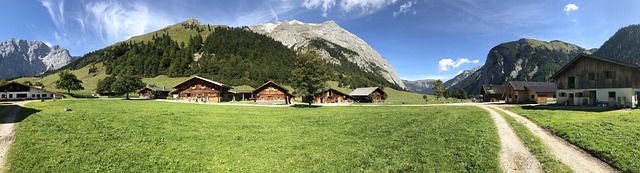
[
  {"left": 0, "top": 105, "right": 40, "bottom": 124},
  {"left": 291, "top": 104, "right": 322, "bottom": 108},
  {"left": 521, "top": 104, "right": 620, "bottom": 113}
]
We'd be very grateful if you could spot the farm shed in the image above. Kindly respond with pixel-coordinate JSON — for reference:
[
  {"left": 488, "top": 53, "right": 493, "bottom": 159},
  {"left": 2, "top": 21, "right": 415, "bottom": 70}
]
[
  {"left": 349, "top": 87, "right": 386, "bottom": 103},
  {"left": 551, "top": 53, "right": 640, "bottom": 107},
  {"left": 253, "top": 81, "right": 293, "bottom": 105},
  {"left": 480, "top": 84, "right": 505, "bottom": 102},
  {"left": 503, "top": 81, "right": 556, "bottom": 104},
  {"left": 312, "top": 88, "right": 354, "bottom": 104},
  {"left": 229, "top": 90, "right": 253, "bottom": 101},
  {"left": 138, "top": 86, "right": 171, "bottom": 99},
  {"left": 170, "top": 76, "right": 231, "bottom": 103}
]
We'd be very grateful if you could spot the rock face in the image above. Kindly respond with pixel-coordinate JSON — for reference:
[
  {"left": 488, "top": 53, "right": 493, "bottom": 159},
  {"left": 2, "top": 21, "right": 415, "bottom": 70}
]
[
  {"left": 0, "top": 39, "right": 75, "bottom": 79},
  {"left": 250, "top": 20, "right": 405, "bottom": 89},
  {"left": 449, "top": 38, "right": 589, "bottom": 94},
  {"left": 403, "top": 79, "right": 436, "bottom": 94},
  {"left": 444, "top": 66, "right": 481, "bottom": 89}
]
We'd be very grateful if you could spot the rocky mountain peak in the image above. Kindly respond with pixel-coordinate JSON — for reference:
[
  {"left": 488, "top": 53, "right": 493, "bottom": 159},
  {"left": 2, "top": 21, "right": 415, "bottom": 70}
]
[
  {"left": 0, "top": 39, "right": 74, "bottom": 79},
  {"left": 250, "top": 20, "right": 406, "bottom": 88}
]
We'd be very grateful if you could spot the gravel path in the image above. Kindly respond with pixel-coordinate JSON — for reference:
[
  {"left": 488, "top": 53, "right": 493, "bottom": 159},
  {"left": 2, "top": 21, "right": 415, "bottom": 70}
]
[
  {"left": 477, "top": 105, "right": 543, "bottom": 173},
  {"left": 0, "top": 101, "right": 31, "bottom": 171},
  {"left": 490, "top": 105, "right": 618, "bottom": 173}
]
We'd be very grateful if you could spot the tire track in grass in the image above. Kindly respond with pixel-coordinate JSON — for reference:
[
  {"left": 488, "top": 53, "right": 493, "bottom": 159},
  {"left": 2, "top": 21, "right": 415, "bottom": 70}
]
[
  {"left": 491, "top": 105, "right": 618, "bottom": 173},
  {"left": 477, "top": 105, "right": 543, "bottom": 173},
  {"left": 488, "top": 106, "right": 573, "bottom": 173}
]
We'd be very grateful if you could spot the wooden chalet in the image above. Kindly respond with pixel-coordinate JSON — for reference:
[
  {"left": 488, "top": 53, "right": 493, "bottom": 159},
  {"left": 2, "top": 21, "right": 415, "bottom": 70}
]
[
  {"left": 170, "top": 76, "right": 231, "bottom": 103},
  {"left": 480, "top": 84, "right": 505, "bottom": 102},
  {"left": 312, "top": 88, "right": 354, "bottom": 104},
  {"left": 349, "top": 87, "right": 386, "bottom": 103},
  {"left": 0, "top": 82, "right": 63, "bottom": 101},
  {"left": 137, "top": 86, "right": 171, "bottom": 99},
  {"left": 504, "top": 81, "right": 556, "bottom": 104},
  {"left": 229, "top": 90, "right": 253, "bottom": 101},
  {"left": 253, "top": 81, "right": 293, "bottom": 105},
  {"left": 551, "top": 53, "right": 640, "bottom": 107}
]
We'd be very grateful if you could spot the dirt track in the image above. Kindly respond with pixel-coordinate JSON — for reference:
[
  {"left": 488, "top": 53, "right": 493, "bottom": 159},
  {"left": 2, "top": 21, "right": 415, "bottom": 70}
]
[
  {"left": 0, "top": 101, "right": 31, "bottom": 171},
  {"left": 477, "top": 105, "right": 543, "bottom": 173},
  {"left": 489, "top": 105, "right": 618, "bottom": 173}
]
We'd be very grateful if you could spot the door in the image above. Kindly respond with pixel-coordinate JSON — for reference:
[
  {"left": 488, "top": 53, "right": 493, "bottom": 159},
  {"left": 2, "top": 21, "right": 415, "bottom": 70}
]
[
  {"left": 590, "top": 91, "right": 597, "bottom": 106},
  {"left": 568, "top": 93, "right": 574, "bottom": 105}
]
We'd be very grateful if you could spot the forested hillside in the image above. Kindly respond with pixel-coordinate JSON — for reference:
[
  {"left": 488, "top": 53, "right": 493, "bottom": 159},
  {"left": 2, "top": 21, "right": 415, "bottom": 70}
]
[
  {"left": 594, "top": 24, "right": 640, "bottom": 63},
  {"left": 61, "top": 20, "right": 403, "bottom": 89}
]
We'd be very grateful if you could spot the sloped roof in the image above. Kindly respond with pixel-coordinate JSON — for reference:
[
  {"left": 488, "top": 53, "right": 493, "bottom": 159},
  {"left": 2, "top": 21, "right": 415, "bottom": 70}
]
[
  {"left": 349, "top": 87, "right": 383, "bottom": 96},
  {"left": 551, "top": 53, "right": 640, "bottom": 80},
  {"left": 171, "top": 76, "right": 229, "bottom": 89},
  {"left": 138, "top": 86, "right": 171, "bottom": 93},
  {"left": 326, "top": 88, "right": 355, "bottom": 99},
  {"left": 229, "top": 90, "right": 253, "bottom": 94},
  {"left": 481, "top": 84, "right": 505, "bottom": 95},
  {"left": 252, "top": 81, "right": 293, "bottom": 96},
  {"left": 508, "top": 81, "right": 556, "bottom": 93},
  {"left": 0, "top": 81, "right": 63, "bottom": 95}
]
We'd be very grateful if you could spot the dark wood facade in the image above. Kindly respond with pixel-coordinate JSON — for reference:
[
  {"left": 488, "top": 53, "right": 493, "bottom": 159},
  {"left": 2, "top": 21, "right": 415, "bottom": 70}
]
[
  {"left": 480, "top": 84, "right": 505, "bottom": 102},
  {"left": 170, "top": 76, "right": 231, "bottom": 102},
  {"left": 137, "top": 86, "right": 171, "bottom": 99},
  {"left": 504, "top": 81, "right": 556, "bottom": 104},
  {"left": 312, "top": 88, "right": 354, "bottom": 104},
  {"left": 253, "top": 81, "right": 293, "bottom": 105},
  {"left": 551, "top": 54, "right": 640, "bottom": 107},
  {"left": 349, "top": 87, "right": 386, "bottom": 103}
]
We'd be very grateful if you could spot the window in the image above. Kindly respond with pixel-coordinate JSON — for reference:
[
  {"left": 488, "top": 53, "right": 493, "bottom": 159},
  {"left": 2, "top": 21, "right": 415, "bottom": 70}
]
[
  {"left": 576, "top": 92, "right": 583, "bottom": 97},
  {"left": 568, "top": 77, "right": 576, "bottom": 89},
  {"left": 32, "top": 94, "right": 35, "bottom": 98},
  {"left": 531, "top": 95, "right": 535, "bottom": 99},
  {"left": 17, "top": 94, "right": 27, "bottom": 98},
  {"left": 588, "top": 73, "right": 595, "bottom": 80},
  {"left": 553, "top": 95, "right": 557, "bottom": 98},
  {"left": 609, "top": 92, "right": 616, "bottom": 98},
  {"left": 560, "top": 92, "right": 566, "bottom": 97},
  {"left": 508, "top": 95, "right": 512, "bottom": 98},
  {"left": 515, "top": 95, "right": 518, "bottom": 99},
  {"left": 1, "top": 94, "right": 4, "bottom": 98},
  {"left": 605, "top": 71, "right": 613, "bottom": 79}
]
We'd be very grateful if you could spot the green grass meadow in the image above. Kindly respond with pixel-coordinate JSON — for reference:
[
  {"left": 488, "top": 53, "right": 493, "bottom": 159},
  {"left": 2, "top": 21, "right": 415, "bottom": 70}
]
[
  {"left": 510, "top": 107, "right": 640, "bottom": 172},
  {"left": 7, "top": 100, "right": 499, "bottom": 172}
]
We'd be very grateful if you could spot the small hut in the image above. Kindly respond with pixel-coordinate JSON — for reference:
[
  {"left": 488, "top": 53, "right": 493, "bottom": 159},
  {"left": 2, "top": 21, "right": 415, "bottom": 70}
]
[
  {"left": 138, "top": 86, "right": 171, "bottom": 99},
  {"left": 349, "top": 87, "right": 386, "bottom": 103}
]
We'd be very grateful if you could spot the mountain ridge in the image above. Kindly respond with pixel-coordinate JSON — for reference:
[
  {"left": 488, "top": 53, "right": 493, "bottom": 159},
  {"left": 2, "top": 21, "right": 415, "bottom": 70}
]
[{"left": 0, "top": 38, "right": 75, "bottom": 79}]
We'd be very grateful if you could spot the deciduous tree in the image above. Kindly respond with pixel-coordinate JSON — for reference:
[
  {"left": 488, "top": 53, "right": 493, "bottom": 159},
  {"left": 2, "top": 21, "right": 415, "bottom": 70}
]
[
  {"left": 96, "top": 75, "right": 117, "bottom": 96},
  {"left": 432, "top": 80, "right": 444, "bottom": 101},
  {"left": 55, "top": 71, "right": 84, "bottom": 94},
  {"left": 290, "top": 51, "right": 329, "bottom": 106},
  {"left": 112, "top": 73, "right": 146, "bottom": 99}
]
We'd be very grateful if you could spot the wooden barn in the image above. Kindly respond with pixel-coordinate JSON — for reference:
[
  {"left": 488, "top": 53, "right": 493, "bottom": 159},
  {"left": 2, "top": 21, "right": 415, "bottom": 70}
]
[
  {"left": 312, "top": 88, "right": 354, "bottom": 104},
  {"left": 480, "top": 84, "right": 505, "bottom": 102},
  {"left": 170, "top": 76, "right": 231, "bottom": 103},
  {"left": 504, "top": 81, "right": 557, "bottom": 104},
  {"left": 349, "top": 87, "right": 386, "bottom": 103},
  {"left": 0, "top": 82, "right": 63, "bottom": 101},
  {"left": 137, "top": 86, "right": 171, "bottom": 99},
  {"left": 253, "top": 81, "right": 293, "bottom": 105},
  {"left": 552, "top": 53, "right": 640, "bottom": 107}
]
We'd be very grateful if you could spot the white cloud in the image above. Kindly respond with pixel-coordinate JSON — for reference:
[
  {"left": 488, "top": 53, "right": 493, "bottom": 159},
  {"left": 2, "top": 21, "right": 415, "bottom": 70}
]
[
  {"left": 303, "top": 0, "right": 337, "bottom": 17},
  {"left": 303, "top": 0, "right": 397, "bottom": 17},
  {"left": 438, "top": 58, "right": 479, "bottom": 72},
  {"left": 83, "top": 1, "right": 171, "bottom": 44},
  {"left": 564, "top": 4, "right": 579, "bottom": 15},
  {"left": 41, "top": 0, "right": 65, "bottom": 28},
  {"left": 393, "top": 1, "right": 416, "bottom": 17}
]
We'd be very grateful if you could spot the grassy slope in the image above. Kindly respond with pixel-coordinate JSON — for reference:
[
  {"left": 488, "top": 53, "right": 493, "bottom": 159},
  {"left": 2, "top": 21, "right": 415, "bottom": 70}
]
[
  {"left": 8, "top": 100, "right": 500, "bottom": 172},
  {"left": 125, "top": 21, "right": 217, "bottom": 46},
  {"left": 491, "top": 107, "right": 572, "bottom": 173},
  {"left": 509, "top": 107, "right": 640, "bottom": 172},
  {"left": 13, "top": 63, "right": 108, "bottom": 96}
]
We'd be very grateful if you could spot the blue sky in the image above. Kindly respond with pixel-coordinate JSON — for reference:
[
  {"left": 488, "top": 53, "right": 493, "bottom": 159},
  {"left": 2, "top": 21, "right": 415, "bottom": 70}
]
[{"left": 1, "top": 0, "right": 639, "bottom": 81}]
